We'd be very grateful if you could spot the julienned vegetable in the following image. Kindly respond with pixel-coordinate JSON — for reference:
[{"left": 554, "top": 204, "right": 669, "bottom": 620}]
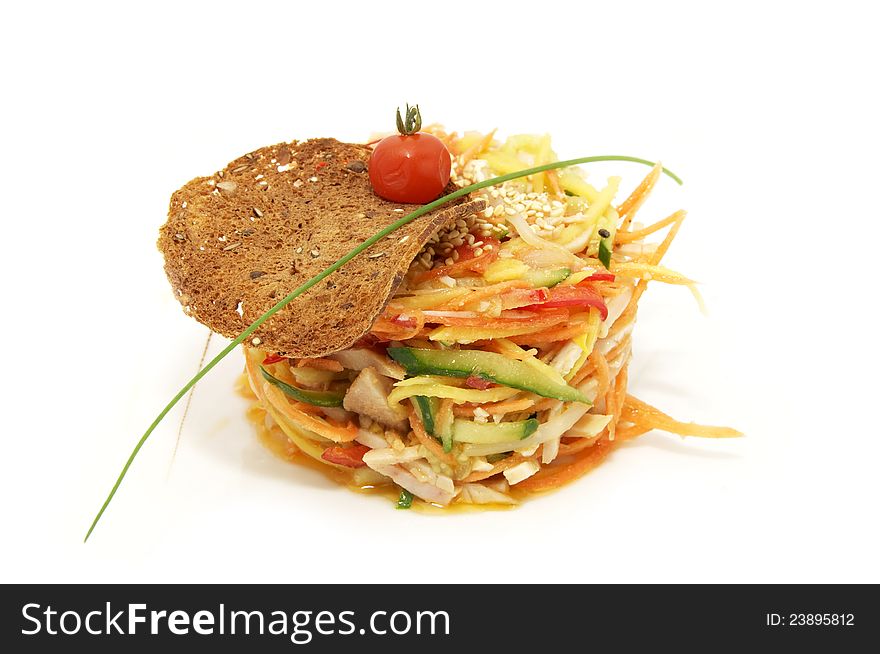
[
  {"left": 412, "top": 395, "right": 438, "bottom": 435},
  {"left": 452, "top": 418, "right": 539, "bottom": 444},
  {"left": 526, "top": 285, "right": 608, "bottom": 320},
  {"left": 321, "top": 445, "right": 370, "bottom": 468},
  {"left": 85, "top": 142, "right": 687, "bottom": 541},
  {"left": 598, "top": 229, "right": 614, "bottom": 269},
  {"left": 387, "top": 347, "right": 589, "bottom": 404},
  {"left": 259, "top": 367, "right": 345, "bottom": 407},
  {"left": 525, "top": 267, "right": 570, "bottom": 288},
  {"left": 369, "top": 104, "right": 452, "bottom": 204}
]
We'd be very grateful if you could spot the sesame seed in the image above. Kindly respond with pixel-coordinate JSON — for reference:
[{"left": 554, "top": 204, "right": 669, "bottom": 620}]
[
  {"left": 310, "top": 248, "right": 320, "bottom": 257},
  {"left": 251, "top": 337, "right": 262, "bottom": 346},
  {"left": 308, "top": 176, "right": 318, "bottom": 182},
  {"left": 398, "top": 235, "right": 410, "bottom": 244}
]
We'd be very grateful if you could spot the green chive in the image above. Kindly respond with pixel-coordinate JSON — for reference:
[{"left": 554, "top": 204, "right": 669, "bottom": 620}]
[{"left": 84, "top": 154, "right": 682, "bottom": 542}]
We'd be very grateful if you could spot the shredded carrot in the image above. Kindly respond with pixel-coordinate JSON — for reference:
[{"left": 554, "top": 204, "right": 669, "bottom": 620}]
[
  {"left": 421, "top": 124, "right": 460, "bottom": 152},
  {"left": 295, "top": 358, "right": 344, "bottom": 372},
  {"left": 413, "top": 249, "right": 498, "bottom": 284},
  {"left": 616, "top": 209, "right": 686, "bottom": 244},
  {"left": 557, "top": 433, "right": 604, "bottom": 456},
  {"left": 515, "top": 440, "right": 615, "bottom": 492},
  {"left": 408, "top": 408, "right": 457, "bottom": 465},
  {"left": 531, "top": 398, "right": 562, "bottom": 413},
  {"left": 439, "top": 280, "right": 531, "bottom": 309},
  {"left": 606, "top": 363, "right": 629, "bottom": 441},
  {"left": 371, "top": 311, "right": 426, "bottom": 340},
  {"left": 484, "top": 397, "right": 535, "bottom": 416},
  {"left": 509, "top": 321, "right": 591, "bottom": 345},
  {"left": 592, "top": 350, "right": 611, "bottom": 404},
  {"left": 436, "top": 398, "right": 455, "bottom": 437},
  {"left": 424, "top": 310, "right": 568, "bottom": 331},
  {"left": 618, "top": 163, "right": 662, "bottom": 231},
  {"left": 461, "top": 454, "right": 527, "bottom": 483},
  {"left": 615, "top": 424, "right": 652, "bottom": 441},
  {"left": 453, "top": 404, "right": 476, "bottom": 418},
  {"left": 262, "top": 384, "right": 358, "bottom": 442},
  {"left": 651, "top": 211, "right": 686, "bottom": 266},
  {"left": 459, "top": 129, "right": 497, "bottom": 165},
  {"left": 623, "top": 395, "right": 742, "bottom": 438}
]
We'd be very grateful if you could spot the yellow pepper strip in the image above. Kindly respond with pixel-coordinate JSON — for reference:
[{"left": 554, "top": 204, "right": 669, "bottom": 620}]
[
  {"left": 565, "top": 308, "right": 602, "bottom": 382},
  {"left": 388, "top": 381, "right": 520, "bottom": 407},
  {"left": 610, "top": 262, "right": 695, "bottom": 285}
]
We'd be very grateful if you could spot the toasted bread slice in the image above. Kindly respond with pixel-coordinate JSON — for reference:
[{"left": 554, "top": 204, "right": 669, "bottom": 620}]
[{"left": 158, "top": 138, "right": 484, "bottom": 357}]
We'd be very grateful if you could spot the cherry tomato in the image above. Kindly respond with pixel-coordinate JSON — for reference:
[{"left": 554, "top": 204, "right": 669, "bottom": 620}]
[{"left": 369, "top": 133, "right": 451, "bottom": 203}]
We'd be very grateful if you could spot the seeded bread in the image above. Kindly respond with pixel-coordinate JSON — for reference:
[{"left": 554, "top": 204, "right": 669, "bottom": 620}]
[{"left": 158, "top": 138, "right": 484, "bottom": 357}]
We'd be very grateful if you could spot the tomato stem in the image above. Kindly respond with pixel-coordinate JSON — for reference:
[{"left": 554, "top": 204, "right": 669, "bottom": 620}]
[{"left": 396, "top": 104, "right": 422, "bottom": 135}]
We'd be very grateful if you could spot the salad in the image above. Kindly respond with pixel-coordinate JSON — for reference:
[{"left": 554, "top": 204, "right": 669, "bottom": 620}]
[{"left": 242, "top": 126, "right": 739, "bottom": 508}]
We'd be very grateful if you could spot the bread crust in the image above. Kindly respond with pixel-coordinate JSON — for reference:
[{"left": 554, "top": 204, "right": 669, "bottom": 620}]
[{"left": 158, "top": 138, "right": 483, "bottom": 356}]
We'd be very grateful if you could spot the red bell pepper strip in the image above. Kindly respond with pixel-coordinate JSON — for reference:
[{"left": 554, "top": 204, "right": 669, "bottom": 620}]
[
  {"left": 524, "top": 285, "right": 608, "bottom": 320},
  {"left": 584, "top": 273, "right": 615, "bottom": 282},
  {"left": 321, "top": 444, "right": 370, "bottom": 468},
  {"left": 262, "top": 353, "right": 287, "bottom": 365}
]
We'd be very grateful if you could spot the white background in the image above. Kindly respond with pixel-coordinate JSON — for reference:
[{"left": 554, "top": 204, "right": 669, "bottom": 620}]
[{"left": 1, "top": 1, "right": 877, "bottom": 583}]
